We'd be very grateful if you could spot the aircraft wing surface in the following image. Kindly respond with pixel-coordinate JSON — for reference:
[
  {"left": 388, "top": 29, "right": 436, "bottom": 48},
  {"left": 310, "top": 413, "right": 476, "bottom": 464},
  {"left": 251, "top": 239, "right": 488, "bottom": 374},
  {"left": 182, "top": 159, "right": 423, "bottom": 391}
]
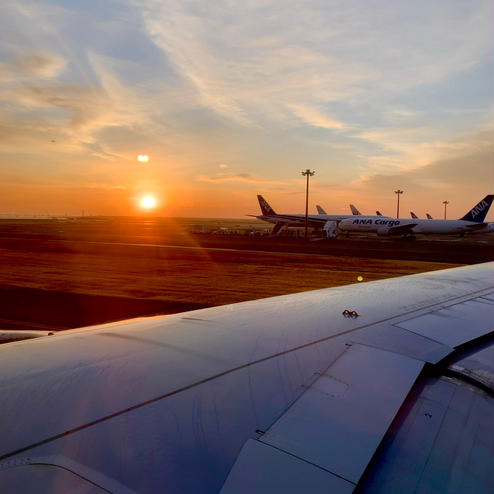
[
  {"left": 388, "top": 222, "right": 418, "bottom": 235},
  {"left": 0, "top": 263, "right": 492, "bottom": 493}
]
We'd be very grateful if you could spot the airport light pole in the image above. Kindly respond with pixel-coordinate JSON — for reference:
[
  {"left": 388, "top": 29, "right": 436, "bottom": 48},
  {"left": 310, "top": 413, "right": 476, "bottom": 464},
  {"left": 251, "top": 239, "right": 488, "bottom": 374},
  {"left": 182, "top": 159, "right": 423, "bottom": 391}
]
[
  {"left": 394, "top": 189, "right": 403, "bottom": 218},
  {"left": 302, "top": 169, "right": 315, "bottom": 239},
  {"left": 443, "top": 200, "right": 449, "bottom": 220}
]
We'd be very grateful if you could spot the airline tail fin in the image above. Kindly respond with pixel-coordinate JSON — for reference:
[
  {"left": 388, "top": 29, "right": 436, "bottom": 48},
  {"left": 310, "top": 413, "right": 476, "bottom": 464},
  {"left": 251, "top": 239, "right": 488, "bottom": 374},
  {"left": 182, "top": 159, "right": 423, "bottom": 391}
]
[
  {"left": 316, "top": 205, "right": 327, "bottom": 214},
  {"left": 376, "top": 210, "right": 383, "bottom": 216},
  {"left": 257, "top": 195, "right": 277, "bottom": 216},
  {"left": 350, "top": 204, "right": 361, "bottom": 215},
  {"left": 410, "top": 212, "right": 418, "bottom": 219},
  {"left": 459, "top": 195, "right": 494, "bottom": 223},
  {"left": 426, "top": 213, "right": 433, "bottom": 220}
]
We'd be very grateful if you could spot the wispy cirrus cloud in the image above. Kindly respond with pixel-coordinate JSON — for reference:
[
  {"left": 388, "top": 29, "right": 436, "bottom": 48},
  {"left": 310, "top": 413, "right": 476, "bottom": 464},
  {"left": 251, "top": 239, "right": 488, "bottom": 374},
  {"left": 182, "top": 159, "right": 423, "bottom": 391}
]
[
  {"left": 137, "top": 1, "right": 366, "bottom": 126},
  {"left": 196, "top": 172, "right": 285, "bottom": 185},
  {"left": 287, "top": 104, "right": 345, "bottom": 130},
  {"left": 353, "top": 130, "right": 494, "bottom": 201},
  {"left": 0, "top": 53, "right": 66, "bottom": 82},
  {"left": 137, "top": 0, "right": 492, "bottom": 130}
]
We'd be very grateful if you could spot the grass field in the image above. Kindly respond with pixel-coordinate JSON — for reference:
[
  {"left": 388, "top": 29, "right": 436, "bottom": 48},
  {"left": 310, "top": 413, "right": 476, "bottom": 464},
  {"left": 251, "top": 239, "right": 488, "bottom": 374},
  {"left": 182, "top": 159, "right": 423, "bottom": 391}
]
[
  {"left": 0, "top": 217, "right": 468, "bottom": 332},
  {"left": 0, "top": 245, "right": 460, "bottom": 306}
]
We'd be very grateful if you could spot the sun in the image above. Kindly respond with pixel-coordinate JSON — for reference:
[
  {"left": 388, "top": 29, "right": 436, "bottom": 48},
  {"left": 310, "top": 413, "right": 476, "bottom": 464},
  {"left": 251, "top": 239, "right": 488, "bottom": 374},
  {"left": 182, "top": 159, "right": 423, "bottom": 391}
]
[
  {"left": 140, "top": 196, "right": 157, "bottom": 209},
  {"left": 137, "top": 154, "right": 149, "bottom": 163}
]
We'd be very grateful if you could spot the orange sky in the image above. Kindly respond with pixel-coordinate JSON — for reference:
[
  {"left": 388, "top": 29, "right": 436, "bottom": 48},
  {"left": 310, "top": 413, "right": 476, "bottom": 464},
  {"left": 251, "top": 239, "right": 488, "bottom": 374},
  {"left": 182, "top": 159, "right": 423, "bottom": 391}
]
[{"left": 0, "top": 1, "right": 492, "bottom": 220}]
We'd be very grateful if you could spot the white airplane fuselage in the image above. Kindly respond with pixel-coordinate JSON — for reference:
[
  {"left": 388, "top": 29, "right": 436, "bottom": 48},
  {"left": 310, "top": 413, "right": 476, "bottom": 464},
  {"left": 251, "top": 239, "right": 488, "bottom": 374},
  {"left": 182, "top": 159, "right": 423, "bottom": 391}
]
[
  {"left": 338, "top": 216, "right": 494, "bottom": 236},
  {"left": 256, "top": 213, "right": 353, "bottom": 227}
]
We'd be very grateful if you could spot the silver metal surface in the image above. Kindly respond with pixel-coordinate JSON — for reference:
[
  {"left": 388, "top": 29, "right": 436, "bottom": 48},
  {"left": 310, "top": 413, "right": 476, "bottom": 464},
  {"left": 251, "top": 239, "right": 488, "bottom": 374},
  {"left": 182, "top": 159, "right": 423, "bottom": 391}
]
[
  {"left": 449, "top": 341, "right": 494, "bottom": 391},
  {"left": 0, "top": 464, "right": 108, "bottom": 493},
  {"left": 220, "top": 439, "right": 354, "bottom": 494},
  {"left": 350, "top": 323, "right": 451, "bottom": 363},
  {"left": 259, "top": 344, "right": 423, "bottom": 483},
  {"left": 0, "top": 262, "right": 492, "bottom": 493},
  {"left": 356, "top": 376, "right": 494, "bottom": 494},
  {"left": 0, "top": 339, "right": 349, "bottom": 493},
  {"left": 394, "top": 296, "right": 494, "bottom": 347}
]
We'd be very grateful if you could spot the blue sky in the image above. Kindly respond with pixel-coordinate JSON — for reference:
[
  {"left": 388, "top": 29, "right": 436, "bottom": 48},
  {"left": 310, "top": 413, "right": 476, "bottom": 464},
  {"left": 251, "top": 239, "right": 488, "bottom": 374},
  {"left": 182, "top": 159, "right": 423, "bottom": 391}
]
[{"left": 0, "top": 0, "right": 492, "bottom": 217}]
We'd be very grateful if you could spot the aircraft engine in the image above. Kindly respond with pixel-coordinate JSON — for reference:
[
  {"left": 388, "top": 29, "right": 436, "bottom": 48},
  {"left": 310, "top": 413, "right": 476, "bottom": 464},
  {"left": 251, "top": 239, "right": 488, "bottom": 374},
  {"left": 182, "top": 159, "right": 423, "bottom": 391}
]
[{"left": 324, "top": 220, "right": 338, "bottom": 238}]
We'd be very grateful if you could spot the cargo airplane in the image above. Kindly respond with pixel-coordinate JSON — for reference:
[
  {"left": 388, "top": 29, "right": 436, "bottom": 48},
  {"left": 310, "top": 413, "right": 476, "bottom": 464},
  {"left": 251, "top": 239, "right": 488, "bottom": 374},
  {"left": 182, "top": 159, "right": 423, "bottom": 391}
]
[
  {"left": 316, "top": 204, "right": 362, "bottom": 216},
  {"left": 338, "top": 194, "right": 494, "bottom": 237},
  {"left": 411, "top": 212, "right": 432, "bottom": 220}
]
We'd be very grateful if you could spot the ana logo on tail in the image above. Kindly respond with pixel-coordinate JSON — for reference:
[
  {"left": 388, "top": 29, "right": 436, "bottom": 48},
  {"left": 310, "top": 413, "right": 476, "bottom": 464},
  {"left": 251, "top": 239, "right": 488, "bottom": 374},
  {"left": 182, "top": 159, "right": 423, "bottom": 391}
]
[
  {"left": 471, "top": 201, "right": 488, "bottom": 218},
  {"left": 459, "top": 194, "right": 494, "bottom": 223},
  {"left": 257, "top": 195, "right": 276, "bottom": 216}
]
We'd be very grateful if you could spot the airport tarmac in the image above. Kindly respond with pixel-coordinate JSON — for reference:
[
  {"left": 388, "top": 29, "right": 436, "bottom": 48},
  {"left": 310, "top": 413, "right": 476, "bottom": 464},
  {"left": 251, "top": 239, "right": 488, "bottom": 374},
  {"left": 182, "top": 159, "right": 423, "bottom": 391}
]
[
  {"left": 0, "top": 216, "right": 492, "bottom": 263},
  {"left": 0, "top": 217, "right": 490, "bottom": 336}
]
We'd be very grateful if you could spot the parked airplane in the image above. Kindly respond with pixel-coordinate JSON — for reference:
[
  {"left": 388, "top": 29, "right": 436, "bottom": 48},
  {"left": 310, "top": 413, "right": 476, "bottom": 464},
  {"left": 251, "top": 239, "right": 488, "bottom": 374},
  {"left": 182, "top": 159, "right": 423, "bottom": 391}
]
[
  {"left": 0, "top": 263, "right": 492, "bottom": 493},
  {"left": 317, "top": 204, "right": 362, "bottom": 216},
  {"left": 338, "top": 194, "right": 494, "bottom": 238},
  {"left": 376, "top": 210, "right": 383, "bottom": 216},
  {"left": 253, "top": 195, "right": 354, "bottom": 236},
  {"left": 411, "top": 212, "right": 433, "bottom": 220}
]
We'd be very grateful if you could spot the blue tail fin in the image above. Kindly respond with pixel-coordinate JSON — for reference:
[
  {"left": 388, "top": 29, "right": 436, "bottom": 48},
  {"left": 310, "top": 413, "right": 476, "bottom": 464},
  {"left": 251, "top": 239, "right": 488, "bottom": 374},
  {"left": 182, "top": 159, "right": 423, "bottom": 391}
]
[
  {"left": 257, "top": 195, "right": 276, "bottom": 216},
  {"left": 459, "top": 195, "right": 494, "bottom": 223}
]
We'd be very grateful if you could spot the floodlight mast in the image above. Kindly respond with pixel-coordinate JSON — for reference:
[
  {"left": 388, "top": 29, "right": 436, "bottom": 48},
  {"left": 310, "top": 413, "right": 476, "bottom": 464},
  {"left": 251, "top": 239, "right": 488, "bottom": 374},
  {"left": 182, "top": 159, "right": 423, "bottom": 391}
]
[
  {"left": 302, "top": 169, "right": 315, "bottom": 239},
  {"left": 443, "top": 200, "right": 449, "bottom": 220},
  {"left": 394, "top": 189, "right": 404, "bottom": 218}
]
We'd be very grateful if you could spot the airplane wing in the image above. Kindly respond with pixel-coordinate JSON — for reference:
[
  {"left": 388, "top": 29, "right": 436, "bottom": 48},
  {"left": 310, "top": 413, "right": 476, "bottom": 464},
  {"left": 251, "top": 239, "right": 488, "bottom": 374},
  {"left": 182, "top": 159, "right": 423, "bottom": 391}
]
[
  {"left": 0, "top": 263, "right": 492, "bottom": 493},
  {"left": 466, "top": 222, "right": 490, "bottom": 230},
  {"left": 388, "top": 222, "right": 418, "bottom": 235}
]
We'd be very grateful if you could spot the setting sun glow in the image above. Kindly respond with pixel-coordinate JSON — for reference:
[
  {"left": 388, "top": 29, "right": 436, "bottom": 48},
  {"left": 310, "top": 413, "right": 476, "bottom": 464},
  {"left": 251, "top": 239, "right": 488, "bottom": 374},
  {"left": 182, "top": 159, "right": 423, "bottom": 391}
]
[
  {"left": 137, "top": 154, "right": 149, "bottom": 163},
  {"left": 140, "top": 196, "right": 156, "bottom": 209}
]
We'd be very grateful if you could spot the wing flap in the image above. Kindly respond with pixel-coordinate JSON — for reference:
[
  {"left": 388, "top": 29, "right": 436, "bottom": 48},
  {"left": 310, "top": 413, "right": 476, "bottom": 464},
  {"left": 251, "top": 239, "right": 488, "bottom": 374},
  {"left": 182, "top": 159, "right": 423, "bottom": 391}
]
[
  {"left": 220, "top": 439, "right": 354, "bottom": 494},
  {"left": 388, "top": 223, "right": 418, "bottom": 235},
  {"left": 257, "top": 344, "right": 424, "bottom": 484},
  {"left": 394, "top": 296, "right": 494, "bottom": 347}
]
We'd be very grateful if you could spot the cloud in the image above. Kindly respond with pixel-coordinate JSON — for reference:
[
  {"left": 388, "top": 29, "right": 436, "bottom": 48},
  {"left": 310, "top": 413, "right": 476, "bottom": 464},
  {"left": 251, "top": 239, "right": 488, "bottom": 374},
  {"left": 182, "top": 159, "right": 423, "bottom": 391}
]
[
  {"left": 0, "top": 49, "right": 167, "bottom": 154},
  {"left": 355, "top": 130, "right": 493, "bottom": 193},
  {"left": 287, "top": 104, "right": 344, "bottom": 130},
  {"left": 0, "top": 53, "right": 66, "bottom": 82},
  {"left": 196, "top": 172, "right": 285, "bottom": 185},
  {"left": 137, "top": 1, "right": 366, "bottom": 126},
  {"left": 1, "top": 84, "right": 108, "bottom": 130},
  {"left": 137, "top": 0, "right": 492, "bottom": 131}
]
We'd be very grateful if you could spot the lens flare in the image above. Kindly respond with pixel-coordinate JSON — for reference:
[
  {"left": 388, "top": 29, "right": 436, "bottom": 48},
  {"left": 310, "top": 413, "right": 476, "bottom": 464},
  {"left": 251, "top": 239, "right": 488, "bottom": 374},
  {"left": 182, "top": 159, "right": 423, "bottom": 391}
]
[
  {"left": 357, "top": 275, "right": 364, "bottom": 282},
  {"left": 137, "top": 154, "right": 149, "bottom": 163},
  {"left": 140, "top": 196, "right": 156, "bottom": 209}
]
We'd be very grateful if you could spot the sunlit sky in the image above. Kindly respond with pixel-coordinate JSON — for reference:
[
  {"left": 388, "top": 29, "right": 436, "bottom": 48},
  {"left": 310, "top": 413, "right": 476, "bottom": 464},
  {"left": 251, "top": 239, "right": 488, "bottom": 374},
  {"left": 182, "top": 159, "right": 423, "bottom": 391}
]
[{"left": 0, "top": 1, "right": 492, "bottom": 218}]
